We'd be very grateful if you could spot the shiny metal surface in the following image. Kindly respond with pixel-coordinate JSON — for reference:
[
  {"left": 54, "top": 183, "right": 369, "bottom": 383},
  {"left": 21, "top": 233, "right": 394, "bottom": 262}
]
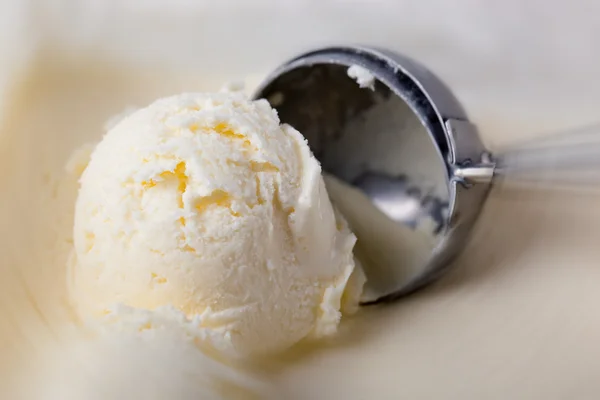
[
  {"left": 453, "top": 122, "right": 600, "bottom": 187},
  {"left": 253, "top": 45, "right": 600, "bottom": 305},
  {"left": 252, "top": 46, "right": 492, "bottom": 304}
]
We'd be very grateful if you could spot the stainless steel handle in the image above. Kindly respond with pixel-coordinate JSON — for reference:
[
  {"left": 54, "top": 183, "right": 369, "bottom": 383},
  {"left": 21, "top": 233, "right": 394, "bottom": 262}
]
[{"left": 453, "top": 123, "right": 600, "bottom": 188}]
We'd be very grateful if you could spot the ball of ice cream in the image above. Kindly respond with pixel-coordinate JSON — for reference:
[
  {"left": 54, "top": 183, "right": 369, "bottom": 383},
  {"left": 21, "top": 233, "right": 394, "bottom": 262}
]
[{"left": 70, "top": 92, "right": 364, "bottom": 356}]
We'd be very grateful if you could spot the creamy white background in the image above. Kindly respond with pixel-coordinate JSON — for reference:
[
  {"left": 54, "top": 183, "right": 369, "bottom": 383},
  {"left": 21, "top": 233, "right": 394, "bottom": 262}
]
[{"left": 1, "top": 0, "right": 600, "bottom": 399}]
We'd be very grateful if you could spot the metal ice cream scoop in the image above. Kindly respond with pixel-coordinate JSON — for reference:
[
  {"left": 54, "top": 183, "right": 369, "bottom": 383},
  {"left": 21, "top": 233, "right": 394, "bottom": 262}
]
[{"left": 251, "top": 45, "right": 600, "bottom": 305}]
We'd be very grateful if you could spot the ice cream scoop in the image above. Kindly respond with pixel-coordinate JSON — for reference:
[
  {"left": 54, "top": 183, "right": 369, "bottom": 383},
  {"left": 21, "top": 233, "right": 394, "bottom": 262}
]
[
  {"left": 253, "top": 45, "right": 600, "bottom": 304},
  {"left": 69, "top": 92, "right": 364, "bottom": 357}
]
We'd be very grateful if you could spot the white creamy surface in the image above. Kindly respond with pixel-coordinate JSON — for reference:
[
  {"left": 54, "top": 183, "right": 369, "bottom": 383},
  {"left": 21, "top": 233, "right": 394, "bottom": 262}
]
[
  {"left": 324, "top": 174, "right": 436, "bottom": 302},
  {"left": 71, "top": 92, "right": 362, "bottom": 357},
  {"left": 347, "top": 65, "right": 375, "bottom": 90},
  {"left": 3, "top": 0, "right": 600, "bottom": 399}
]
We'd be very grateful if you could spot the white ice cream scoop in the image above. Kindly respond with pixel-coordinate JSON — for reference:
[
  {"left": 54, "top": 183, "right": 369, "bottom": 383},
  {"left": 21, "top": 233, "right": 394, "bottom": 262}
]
[
  {"left": 252, "top": 45, "right": 600, "bottom": 305},
  {"left": 69, "top": 92, "right": 363, "bottom": 356}
]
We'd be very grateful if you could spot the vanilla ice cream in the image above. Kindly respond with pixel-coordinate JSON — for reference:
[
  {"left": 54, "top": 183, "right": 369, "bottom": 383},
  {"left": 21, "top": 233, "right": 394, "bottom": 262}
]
[
  {"left": 347, "top": 65, "right": 376, "bottom": 90},
  {"left": 69, "top": 92, "right": 364, "bottom": 357}
]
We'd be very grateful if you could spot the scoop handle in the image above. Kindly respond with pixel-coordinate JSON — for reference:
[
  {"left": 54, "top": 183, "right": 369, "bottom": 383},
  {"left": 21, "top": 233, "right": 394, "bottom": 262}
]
[{"left": 454, "top": 123, "right": 600, "bottom": 187}]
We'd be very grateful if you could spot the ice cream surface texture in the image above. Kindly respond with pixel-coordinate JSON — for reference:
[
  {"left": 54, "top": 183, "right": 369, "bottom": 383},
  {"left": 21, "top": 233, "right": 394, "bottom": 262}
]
[{"left": 70, "top": 92, "right": 364, "bottom": 357}]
